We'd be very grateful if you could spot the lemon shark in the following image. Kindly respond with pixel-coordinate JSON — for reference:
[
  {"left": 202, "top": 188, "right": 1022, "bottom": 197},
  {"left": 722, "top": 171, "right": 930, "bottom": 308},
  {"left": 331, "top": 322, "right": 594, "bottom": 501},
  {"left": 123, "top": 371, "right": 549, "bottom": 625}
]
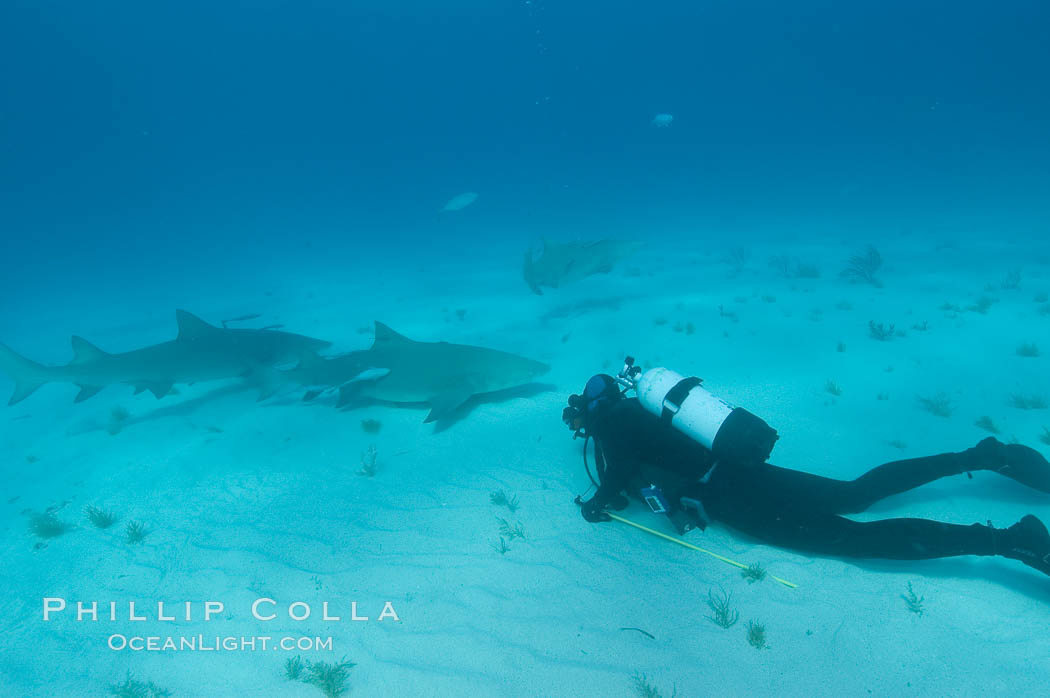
[
  {"left": 288, "top": 322, "right": 549, "bottom": 422},
  {"left": 522, "top": 238, "right": 640, "bottom": 295},
  {"left": 0, "top": 310, "right": 331, "bottom": 405}
]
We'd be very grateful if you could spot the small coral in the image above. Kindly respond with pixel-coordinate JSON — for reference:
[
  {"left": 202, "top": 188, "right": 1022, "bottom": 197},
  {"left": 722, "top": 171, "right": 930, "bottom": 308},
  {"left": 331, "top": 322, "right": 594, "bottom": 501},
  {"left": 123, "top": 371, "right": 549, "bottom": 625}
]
[
  {"left": 125, "top": 520, "right": 148, "bottom": 544},
  {"left": 107, "top": 405, "right": 131, "bottom": 436},
  {"left": 631, "top": 673, "right": 677, "bottom": 698},
  {"left": 1000, "top": 269, "right": 1022, "bottom": 290},
  {"left": 840, "top": 245, "right": 883, "bottom": 287},
  {"left": 825, "top": 380, "right": 842, "bottom": 397},
  {"left": 360, "top": 418, "right": 382, "bottom": 434},
  {"left": 85, "top": 506, "right": 117, "bottom": 529},
  {"left": 29, "top": 512, "right": 72, "bottom": 539},
  {"left": 967, "top": 295, "right": 998, "bottom": 314},
  {"left": 496, "top": 517, "right": 525, "bottom": 540},
  {"left": 491, "top": 536, "right": 510, "bottom": 555},
  {"left": 304, "top": 657, "right": 356, "bottom": 697},
  {"left": 706, "top": 589, "right": 739, "bottom": 629},
  {"left": 868, "top": 321, "right": 896, "bottom": 341},
  {"left": 1016, "top": 342, "right": 1041, "bottom": 358},
  {"left": 358, "top": 444, "right": 378, "bottom": 477},
  {"left": 746, "top": 620, "right": 768, "bottom": 649},
  {"left": 489, "top": 489, "right": 519, "bottom": 513},
  {"left": 725, "top": 246, "right": 751, "bottom": 271},
  {"left": 1040, "top": 427, "right": 1050, "bottom": 447},
  {"left": 1010, "top": 393, "right": 1048, "bottom": 410},
  {"left": 741, "top": 562, "right": 767, "bottom": 584},
  {"left": 974, "top": 416, "right": 1001, "bottom": 434},
  {"left": 109, "top": 673, "right": 171, "bottom": 698},
  {"left": 285, "top": 655, "right": 306, "bottom": 681},
  {"left": 917, "top": 393, "right": 955, "bottom": 418},
  {"left": 901, "top": 581, "right": 925, "bottom": 616}
]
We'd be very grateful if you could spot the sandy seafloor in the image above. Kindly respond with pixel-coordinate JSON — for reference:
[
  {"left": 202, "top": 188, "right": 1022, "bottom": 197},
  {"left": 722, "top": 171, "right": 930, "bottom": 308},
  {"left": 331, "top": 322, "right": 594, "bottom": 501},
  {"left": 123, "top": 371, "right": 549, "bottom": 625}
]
[{"left": 1, "top": 233, "right": 1049, "bottom": 697}]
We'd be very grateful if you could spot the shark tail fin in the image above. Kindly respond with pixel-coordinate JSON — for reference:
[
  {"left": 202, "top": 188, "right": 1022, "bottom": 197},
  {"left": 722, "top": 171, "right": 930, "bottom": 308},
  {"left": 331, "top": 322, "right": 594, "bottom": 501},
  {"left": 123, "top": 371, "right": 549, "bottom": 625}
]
[{"left": 0, "top": 342, "right": 51, "bottom": 405}]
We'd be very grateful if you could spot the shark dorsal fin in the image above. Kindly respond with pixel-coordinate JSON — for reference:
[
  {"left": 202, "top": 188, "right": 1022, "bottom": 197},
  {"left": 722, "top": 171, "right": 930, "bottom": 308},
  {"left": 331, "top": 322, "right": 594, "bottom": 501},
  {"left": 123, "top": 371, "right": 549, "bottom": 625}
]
[
  {"left": 175, "top": 310, "right": 216, "bottom": 341},
  {"left": 372, "top": 322, "right": 413, "bottom": 348},
  {"left": 70, "top": 336, "right": 107, "bottom": 363}
]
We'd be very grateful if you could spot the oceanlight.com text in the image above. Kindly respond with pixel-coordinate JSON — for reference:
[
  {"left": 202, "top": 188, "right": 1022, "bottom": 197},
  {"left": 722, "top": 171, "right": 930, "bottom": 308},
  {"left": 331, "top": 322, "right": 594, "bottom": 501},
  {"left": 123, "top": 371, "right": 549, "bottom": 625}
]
[{"left": 107, "top": 634, "right": 334, "bottom": 652}]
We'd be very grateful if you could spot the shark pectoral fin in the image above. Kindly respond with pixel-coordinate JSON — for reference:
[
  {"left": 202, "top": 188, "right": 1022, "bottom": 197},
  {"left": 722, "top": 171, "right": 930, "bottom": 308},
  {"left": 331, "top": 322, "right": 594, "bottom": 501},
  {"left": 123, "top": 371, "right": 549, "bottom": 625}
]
[
  {"left": 424, "top": 390, "right": 472, "bottom": 423},
  {"left": 254, "top": 369, "right": 283, "bottom": 401},
  {"left": 346, "top": 367, "right": 390, "bottom": 384},
  {"left": 302, "top": 389, "right": 323, "bottom": 402},
  {"left": 145, "top": 380, "right": 174, "bottom": 399},
  {"left": 74, "top": 384, "right": 104, "bottom": 403},
  {"left": 336, "top": 384, "right": 359, "bottom": 408},
  {"left": 9, "top": 381, "right": 44, "bottom": 405}
]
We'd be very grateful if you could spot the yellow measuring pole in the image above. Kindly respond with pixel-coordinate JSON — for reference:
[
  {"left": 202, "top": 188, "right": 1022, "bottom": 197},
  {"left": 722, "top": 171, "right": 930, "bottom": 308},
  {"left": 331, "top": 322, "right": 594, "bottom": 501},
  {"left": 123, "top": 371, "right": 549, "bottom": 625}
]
[{"left": 606, "top": 512, "right": 798, "bottom": 589}]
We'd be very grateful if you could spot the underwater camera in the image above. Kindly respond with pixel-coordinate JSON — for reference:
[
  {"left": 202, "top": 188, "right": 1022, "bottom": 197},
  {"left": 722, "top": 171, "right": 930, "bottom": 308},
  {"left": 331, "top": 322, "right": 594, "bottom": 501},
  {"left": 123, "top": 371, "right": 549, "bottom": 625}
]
[{"left": 616, "top": 356, "right": 779, "bottom": 466}]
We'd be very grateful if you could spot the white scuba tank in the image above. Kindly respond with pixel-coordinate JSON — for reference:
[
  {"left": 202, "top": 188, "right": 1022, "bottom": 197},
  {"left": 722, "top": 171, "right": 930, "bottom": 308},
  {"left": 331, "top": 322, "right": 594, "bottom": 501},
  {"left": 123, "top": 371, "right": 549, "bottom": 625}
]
[{"left": 632, "top": 366, "right": 779, "bottom": 466}]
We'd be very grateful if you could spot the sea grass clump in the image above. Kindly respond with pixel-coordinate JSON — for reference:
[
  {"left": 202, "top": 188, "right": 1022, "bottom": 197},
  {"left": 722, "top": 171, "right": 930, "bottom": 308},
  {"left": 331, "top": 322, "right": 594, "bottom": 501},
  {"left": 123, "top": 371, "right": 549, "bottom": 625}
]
[
  {"left": 1040, "top": 427, "right": 1050, "bottom": 447},
  {"left": 825, "top": 380, "right": 842, "bottom": 397},
  {"left": 85, "top": 506, "right": 117, "bottom": 529}
]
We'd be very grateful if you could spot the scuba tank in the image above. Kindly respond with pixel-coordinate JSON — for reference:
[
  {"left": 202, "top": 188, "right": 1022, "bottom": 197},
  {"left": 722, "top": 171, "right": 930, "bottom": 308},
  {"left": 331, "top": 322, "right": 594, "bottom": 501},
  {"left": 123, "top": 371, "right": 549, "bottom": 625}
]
[{"left": 617, "top": 357, "right": 778, "bottom": 467}]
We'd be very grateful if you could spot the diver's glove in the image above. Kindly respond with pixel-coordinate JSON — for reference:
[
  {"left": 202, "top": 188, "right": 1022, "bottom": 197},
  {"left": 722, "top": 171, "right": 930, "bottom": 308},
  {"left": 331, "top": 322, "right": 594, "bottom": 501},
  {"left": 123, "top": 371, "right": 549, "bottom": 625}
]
[{"left": 580, "top": 496, "right": 611, "bottom": 523}]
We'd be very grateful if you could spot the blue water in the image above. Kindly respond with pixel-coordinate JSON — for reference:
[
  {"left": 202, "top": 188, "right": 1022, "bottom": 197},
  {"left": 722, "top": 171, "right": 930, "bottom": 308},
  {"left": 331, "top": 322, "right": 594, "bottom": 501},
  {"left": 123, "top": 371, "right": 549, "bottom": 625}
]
[{"left": 2, "top": 1, "right": 1050, "bottom": 696}]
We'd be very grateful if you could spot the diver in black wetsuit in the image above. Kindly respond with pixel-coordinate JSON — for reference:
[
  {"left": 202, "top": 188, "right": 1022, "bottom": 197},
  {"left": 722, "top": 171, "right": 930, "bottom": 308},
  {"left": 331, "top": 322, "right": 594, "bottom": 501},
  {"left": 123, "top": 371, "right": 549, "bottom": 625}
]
[{"left": 565, "top": 373, "right": 1050, "bottom": 578}]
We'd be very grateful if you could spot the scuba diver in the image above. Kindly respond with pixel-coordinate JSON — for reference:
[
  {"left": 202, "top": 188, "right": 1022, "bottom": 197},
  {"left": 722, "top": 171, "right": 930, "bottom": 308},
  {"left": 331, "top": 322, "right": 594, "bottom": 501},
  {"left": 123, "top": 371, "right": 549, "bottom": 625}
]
[{"left": 564, "top": 360, "right": 1050, "bottom": 578}]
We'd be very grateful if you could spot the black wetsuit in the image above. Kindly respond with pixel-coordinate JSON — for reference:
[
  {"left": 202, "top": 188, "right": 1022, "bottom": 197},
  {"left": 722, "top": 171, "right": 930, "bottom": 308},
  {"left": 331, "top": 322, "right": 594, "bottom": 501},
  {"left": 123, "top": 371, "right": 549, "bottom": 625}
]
[{"left": 588, "top": 398, "right": 999, "bottom": 561}]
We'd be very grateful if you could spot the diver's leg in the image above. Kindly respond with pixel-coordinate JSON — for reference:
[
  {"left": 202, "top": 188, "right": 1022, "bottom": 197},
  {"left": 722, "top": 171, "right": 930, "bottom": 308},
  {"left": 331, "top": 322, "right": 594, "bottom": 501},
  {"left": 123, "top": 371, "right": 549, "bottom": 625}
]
[
  {"left": 721, "top": 457, "right": 964, "bottom": 516},
  {"left": 703, "top": 489, "right": 1050, "bottom": 574},
  {"left": 752, "top": 437, "right": 1050, "bottom": 516},
  {"left": 844, "top": 437, "right": 1050, "bottom": 510},
  {"left": 702, "top": 469, "right": 1050, "bottom": 575}
]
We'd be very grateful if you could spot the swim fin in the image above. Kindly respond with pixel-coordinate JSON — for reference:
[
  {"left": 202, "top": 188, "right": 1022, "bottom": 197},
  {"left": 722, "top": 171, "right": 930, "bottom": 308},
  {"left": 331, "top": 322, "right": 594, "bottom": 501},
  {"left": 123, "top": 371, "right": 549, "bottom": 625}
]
[
  {"left": 970, "top": 437, "right": 1050, "bottom": 493},
  {"left": 997, "top": 514, "right": 1050, "bottom": 577}
]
